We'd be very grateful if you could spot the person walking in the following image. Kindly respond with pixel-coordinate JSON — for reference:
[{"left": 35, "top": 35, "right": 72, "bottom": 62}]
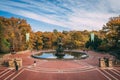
[
  {"left": 33, "top": 60, "right": 36, "bottom": 66},
  {"left": 14, "top": 59, "right": 18, "bottom": 71}
]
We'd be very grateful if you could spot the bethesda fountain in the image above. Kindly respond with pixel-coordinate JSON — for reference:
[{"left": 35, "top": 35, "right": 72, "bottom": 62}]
[
  {"left": 31, "top": 37, "right": 88, "bottom": 59},
  {"left": 55, "top": 37, "right": 65, "bottom": 59}
]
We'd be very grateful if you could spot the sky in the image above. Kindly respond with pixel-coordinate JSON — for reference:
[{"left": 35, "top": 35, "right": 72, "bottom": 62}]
[{"left": 0, "top": 0, "right": 120, "bottom": 32}]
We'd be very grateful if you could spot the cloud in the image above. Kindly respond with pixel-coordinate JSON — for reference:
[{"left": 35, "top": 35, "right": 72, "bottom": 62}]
[{"left": 0, "top": 0, "right": 119, "bottom": 31}]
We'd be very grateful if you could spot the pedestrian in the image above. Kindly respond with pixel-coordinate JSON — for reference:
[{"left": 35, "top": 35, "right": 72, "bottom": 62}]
[
  {"left": 14, "top": 59, "right": 18, "bottom": 71},
  {"left": 33, "top": 60, "right": 36, "bottom": 66}
]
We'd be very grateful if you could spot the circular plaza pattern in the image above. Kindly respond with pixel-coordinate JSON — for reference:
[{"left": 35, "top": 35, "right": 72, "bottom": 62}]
[{"left": 27, "top": 60, "right": 95, "bottom": 73}]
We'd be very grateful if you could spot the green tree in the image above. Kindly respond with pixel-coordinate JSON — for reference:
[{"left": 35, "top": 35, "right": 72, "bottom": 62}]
[{"left": 85, "top": 34, "right": 102, "bottom": 50}]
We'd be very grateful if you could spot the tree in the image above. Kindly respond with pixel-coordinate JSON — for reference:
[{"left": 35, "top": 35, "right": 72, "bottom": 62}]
[
  {"left": 53, "top": 29, "right": 58, "bottom": 34},
  {"left": 70, "top": 31, "right": 89, "bottom": 49},
  {"left": 102, "top": 16, "right": 120, "bottom": 59},
  {"left": 102, "top": 16, "right": 120, "bottom": 49},
  {"left": 34, "top": 31, "right": 43, "bottom": 50},
  {"left": 0, "top": 16, "right": 32, "bottom": 53},
  {"left": 0, "top": 17, "right": 10, "bottom": 53},
  {"left": 42, "top": 32, "right": 53, "bottom": 49},
  {"left": 85, "top": 34, "right": 102, "bottom": 50}
]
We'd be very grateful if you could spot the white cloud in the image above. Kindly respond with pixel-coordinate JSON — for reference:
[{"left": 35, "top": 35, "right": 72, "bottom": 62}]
[
  {"left": 0, "top": 0, "right": 119, "bottom": 31},
  {"left": 108, "top": 0, "right": 120, "bottom": 12}
]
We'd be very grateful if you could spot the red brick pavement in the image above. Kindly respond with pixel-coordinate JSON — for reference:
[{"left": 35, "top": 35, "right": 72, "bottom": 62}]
[
  {"left": 0, "top": 50, "right": 120, "bottom": 80},
  {"left": 13, "top": 69, "right": 108, "bottom": 80}
]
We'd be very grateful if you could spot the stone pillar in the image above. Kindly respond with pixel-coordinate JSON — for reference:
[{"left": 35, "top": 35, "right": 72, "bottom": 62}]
[
  {"left": 99, "top": 58, "right": 106, "bottom": 68},
  {"left": 16, "top": 58, "right": 22, "bottom": 67},
  {"left": 8, "top": 59, "right": 14, "bottom": 68},
  {"left": 108, "top": 58, "right": 113, "bottom": 67}
]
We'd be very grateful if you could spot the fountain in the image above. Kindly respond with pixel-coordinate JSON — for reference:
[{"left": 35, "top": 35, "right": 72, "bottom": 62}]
[
  {"left": 55, "top": 37, "right": 65, "bottom": 59},
  {"left": 31, "top": 37, "right": 89, "bottom": 59}
]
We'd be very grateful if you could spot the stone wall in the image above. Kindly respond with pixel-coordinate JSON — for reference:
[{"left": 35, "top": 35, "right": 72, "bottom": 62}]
[{"left": 8, "top": 58, "right": 22, "bottom": 68}]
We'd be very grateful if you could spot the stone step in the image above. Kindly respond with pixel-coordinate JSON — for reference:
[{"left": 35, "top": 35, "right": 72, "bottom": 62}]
[
  {"left": 112, "top": 69, "right": 120, "bottom": 74},
  {"left": 0, "top": 69, "right": 10, "bottom": 76},
  {"left": 0, "top": 69, "right": 14, "bottom": 80},
  {"left": 105, "top": 69, "right": 120, "bottom": 79},
  {"left": 4, "top": 68, "right": 24, "bottom": 80},
  {"left": 99, "top": 69, "right": 119, "bottom": 80}
]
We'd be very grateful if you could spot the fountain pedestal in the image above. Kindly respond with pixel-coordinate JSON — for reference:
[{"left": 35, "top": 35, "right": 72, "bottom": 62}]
[{"left": 55, "top": 37, "right": 65, "bottom": 59}]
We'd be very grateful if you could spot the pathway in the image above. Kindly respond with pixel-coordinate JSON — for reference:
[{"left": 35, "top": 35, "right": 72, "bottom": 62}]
[{"left": 0, "top": 50, "right": 119, "bottom": 80}]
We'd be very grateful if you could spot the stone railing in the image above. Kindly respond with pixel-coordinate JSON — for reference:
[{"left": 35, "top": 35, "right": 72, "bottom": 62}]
[{"left": 99, "top": 57, "right": 113, "bottom": 69}]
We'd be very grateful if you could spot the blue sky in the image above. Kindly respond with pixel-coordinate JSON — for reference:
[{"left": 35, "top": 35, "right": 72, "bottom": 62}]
[{"left": 0, "top": 0, "right": 119, "bottom": 32}]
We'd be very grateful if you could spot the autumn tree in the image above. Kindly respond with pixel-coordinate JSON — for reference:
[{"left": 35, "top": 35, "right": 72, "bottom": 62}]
[
  {"left": 102, "top": 16, "right": 120, "bottom": 49},
  {"left": 42, "top": 32, "right": 53, "bottom": 49},
  {"left": 0, "top": 16, "right": 32, "bottom": 53},
  {"left": 34, "top": 31, "right": 43, "bottom": 50},
  {"left": 102, "top": 16, "right": 120, "bottom": 59}
]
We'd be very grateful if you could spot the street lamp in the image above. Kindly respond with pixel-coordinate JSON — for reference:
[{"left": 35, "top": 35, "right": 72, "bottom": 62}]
[{"left": 10, "top": 20, "right": 21, "bottom": 54}]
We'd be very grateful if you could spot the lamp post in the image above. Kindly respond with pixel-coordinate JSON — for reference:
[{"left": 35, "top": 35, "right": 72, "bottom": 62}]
[{"left": 11, "top": 20, "right": 21, "bottom": 54}]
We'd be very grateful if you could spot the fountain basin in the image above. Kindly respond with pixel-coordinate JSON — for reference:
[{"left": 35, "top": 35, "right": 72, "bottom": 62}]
[{"left": 31, "top": 51, "right": 89, "bottom": 60}]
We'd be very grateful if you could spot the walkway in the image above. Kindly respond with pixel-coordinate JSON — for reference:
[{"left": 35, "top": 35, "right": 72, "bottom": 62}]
[{"left": 0, "top": 50, "right": 120, "bottom": 80}]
